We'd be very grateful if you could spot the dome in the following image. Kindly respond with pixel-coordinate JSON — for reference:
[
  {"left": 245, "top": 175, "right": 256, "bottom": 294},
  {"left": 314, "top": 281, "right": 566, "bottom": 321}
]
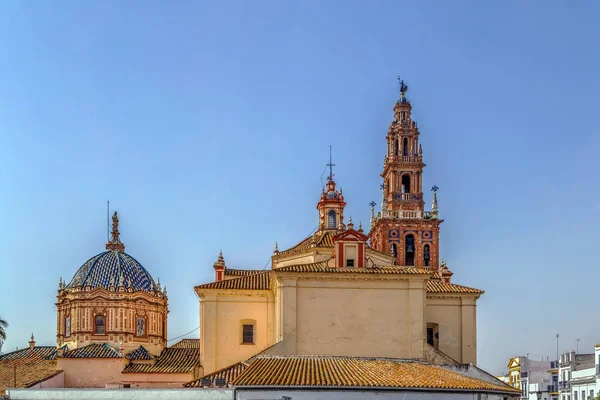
[
  {"left": 67, "top": 250, "right": 157, "bottom": 292},
  {"left": 65, "top": 211, "right": 157, "bottom": 292}
]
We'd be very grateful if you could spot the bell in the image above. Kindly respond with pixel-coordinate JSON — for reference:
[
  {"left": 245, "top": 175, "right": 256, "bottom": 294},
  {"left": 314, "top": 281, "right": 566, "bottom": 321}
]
[{"left": 406, "top": 245, "right": 414, "bottom": 253}]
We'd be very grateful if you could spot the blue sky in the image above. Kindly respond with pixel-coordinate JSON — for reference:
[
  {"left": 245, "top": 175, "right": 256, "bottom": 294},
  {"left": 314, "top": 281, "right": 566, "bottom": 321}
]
[{"left": 1, "top": 1, "right": 599, "bottom": 375}]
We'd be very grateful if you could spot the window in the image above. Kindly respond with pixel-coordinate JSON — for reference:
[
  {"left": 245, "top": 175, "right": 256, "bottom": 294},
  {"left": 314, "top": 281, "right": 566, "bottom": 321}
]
[
  {"left": 394, "top": 139, "right": 399, "bottom": 156},
  {"left": 65, "top": 316, "right": 71, "bottom": 337},
  {"left": 95, "top": 315, "right": 105, "bottom": 335},
  {"left": 136, "top": 317, "right": 146, "bottom": 337},
  {"left": 327, "top": 210, "right": 337, "bottom": 229},
  {"left": 581, "top": 391, "right": 585, "bottom": 400},
  {"left": 522, "top": 381, "right": 527, "bottom": 398},
  {"left": 403, "top": 137, "right": 409, "bottom": 155},
  {"left": 242, "top": 324, "right": 254, "bottom": 344},
  {"left": 401, "top": 175, "right": 411, "bottom": 194},
  {"left": 574, "top": 391, "right": 577, "bottom": 400},
  {"left": 423, "top": 244, "right": 430, "bottom": 267},
  {"left": 405, "top": 235, "right": 415, "bottom": 266},
  {"left": 390, "top": 243, "right": 397, "bottom": 258},
  {"left": 345, "top": 245, "right": 356, "bottom": 268},
  {"left": 590, "top": 390, "right": 594, "bottom": 399}
]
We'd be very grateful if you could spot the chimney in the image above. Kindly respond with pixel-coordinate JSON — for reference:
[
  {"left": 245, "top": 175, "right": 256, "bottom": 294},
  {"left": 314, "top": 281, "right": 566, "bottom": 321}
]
[
  {"left": 28, "top": 333, "right": 36, "bottom": 350},
  {"left": 213, "top": 251, "right": 226, "bottom": 281}
]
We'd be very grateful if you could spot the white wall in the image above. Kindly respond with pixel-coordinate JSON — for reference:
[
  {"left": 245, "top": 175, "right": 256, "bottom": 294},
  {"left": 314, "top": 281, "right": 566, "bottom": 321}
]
[
  {"left": 7, "top": 388, "right": 233, "bottom": 400},
  {"left": 28, "top": 371, "right": 64, "bottom": 389},
  {"left": 236, "top": 389, "right": 517, "bottom": 400},
  {"left": 571, "top": 367, "right": 596, "bottom": 400}
]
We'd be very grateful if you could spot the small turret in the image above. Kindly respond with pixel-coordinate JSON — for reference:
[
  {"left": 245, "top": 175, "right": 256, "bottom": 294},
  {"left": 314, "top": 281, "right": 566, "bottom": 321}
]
[{"left": 213, "top": 250, "right": 226, "bottom": 281}]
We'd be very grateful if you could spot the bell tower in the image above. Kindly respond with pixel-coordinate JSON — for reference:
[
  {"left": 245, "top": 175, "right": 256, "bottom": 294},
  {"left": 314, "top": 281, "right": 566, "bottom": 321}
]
[{"left": 369, "top": 80, "right": 443, "bottom": 270}]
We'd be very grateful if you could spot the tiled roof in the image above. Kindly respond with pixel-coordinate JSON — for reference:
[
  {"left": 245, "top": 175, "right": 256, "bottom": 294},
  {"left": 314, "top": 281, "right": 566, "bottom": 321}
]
[
  {"left": 126, "top": 346, "right": 154, "bottom": 360},
  {"left": 225, "top": 269, "right": 262, "bottom": 277},
  {"left": 170, "top": 339, "right": 200, "bottom": 349},
  {"left": 195, "top": 271, "right": 271, "bottom": 291},
  {"left": 61, "top": 343, "right": 122, "bottom": 359},
  {"left": 426, "top": 280, "right": 484, "bottom": 294},
  {"left": 0, "top": 346, "right": 57, "bottom": 361},
  {"left": 0, "top": 354, "right": 62, "bottom": 394},
  {"left": 277, "top": 232, "right": 335, "bottom": 256},
  {"left": 365, "top": 246, "right": 394, "bottom": 258},
  {"left": 122, "top": 348, "right": 199, "bottom": 373},
  {"left": 184, "top": 362, "right": 247, "bottom": 387},
  {"left": 233, "top": 356, "right": 519, "bottom": 393},
  {"left": 277, "top": 262, "right": 431, "bottom": 275},
  {"left": 66, "top": 250, "right": 157, "bottom": 292}
]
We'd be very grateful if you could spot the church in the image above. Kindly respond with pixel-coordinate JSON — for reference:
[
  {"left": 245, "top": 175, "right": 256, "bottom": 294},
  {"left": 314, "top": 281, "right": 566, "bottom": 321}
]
[{"left": 1, "top": 83, "right": 519, "bottom": 399}]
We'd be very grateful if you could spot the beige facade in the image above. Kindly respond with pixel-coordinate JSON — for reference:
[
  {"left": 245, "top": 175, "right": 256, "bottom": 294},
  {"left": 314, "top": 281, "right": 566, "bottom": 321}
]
[{"left": 58, "top": 358, "right": 126, "bottom": 388}]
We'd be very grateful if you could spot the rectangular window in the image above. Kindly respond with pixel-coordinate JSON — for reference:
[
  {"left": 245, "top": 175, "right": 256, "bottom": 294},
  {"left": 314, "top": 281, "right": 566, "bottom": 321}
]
[
  {"left": 242, "top": 324, "right": 254, "bottom": 344},
  {"left": 65, "top": 316, "right": 71, "bottom": 337},
  {"left": 590, "top": 390, "right": 594, "bottom": 399},
  {"left": 346, "top": 259, "right": 354, "bottom": 267},
  {"left": 581, "top": 391, "right": 585, "bottom": 400},
  {"left": 574, "top": 391, "right": 577, "bottom": 400},
  {"left": 95, "top": 315, "right": 105, "bottom": 335}
]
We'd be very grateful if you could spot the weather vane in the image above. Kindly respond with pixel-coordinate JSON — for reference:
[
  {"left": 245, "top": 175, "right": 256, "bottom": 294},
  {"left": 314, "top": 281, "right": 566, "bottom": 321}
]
[
  {"left": 369, "top": 201, "right": 376, "bottom": 208},
  {"left": 327, "top": 145, "right": 335, "bottom": 182},
  {"left": 431, "top": 185, "right": 439, "bottom": 192}
]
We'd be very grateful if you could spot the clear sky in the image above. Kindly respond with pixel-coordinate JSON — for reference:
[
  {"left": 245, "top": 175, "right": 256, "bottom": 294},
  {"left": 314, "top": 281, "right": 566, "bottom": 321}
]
[{"left": 1, "top": 1, "right": 599, "bottom": 375}]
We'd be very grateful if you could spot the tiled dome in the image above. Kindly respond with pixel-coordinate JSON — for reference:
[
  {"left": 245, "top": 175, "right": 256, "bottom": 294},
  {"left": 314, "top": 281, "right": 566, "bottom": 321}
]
[
  {"left": 66, "top": 250, "right": 157, "bottom": 292},
  {"left": 65, "top": 211, "right": 157, "bottom": 292}
]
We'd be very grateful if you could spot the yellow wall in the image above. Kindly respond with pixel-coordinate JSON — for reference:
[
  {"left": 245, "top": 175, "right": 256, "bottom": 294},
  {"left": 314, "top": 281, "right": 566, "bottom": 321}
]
[
  {"left": 200, "top": 291, "right": 275, "bottom": 374},
  {"left": 58, "top": 358, "right": 126, "bottom": 388},
  {"left": 276, "top": 274, "right": 426, "bottom": 359},
  {"left": 425, "top": 295, "right": 477, "bottom": 364}
]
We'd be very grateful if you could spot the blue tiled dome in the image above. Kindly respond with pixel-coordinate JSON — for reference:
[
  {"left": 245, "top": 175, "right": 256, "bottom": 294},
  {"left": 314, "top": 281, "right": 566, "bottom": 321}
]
[{"left": 67, "top": 250, "right": 157, "bottom": 292}]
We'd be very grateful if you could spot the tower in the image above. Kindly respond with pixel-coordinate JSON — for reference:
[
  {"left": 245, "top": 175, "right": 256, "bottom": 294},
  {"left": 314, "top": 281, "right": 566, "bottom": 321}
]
[
  {"left": 316, "top": 147, "right": 346, "bottom": 232},
  {"left": 369, "top": 80, "right": 443, "bottom": 270}
]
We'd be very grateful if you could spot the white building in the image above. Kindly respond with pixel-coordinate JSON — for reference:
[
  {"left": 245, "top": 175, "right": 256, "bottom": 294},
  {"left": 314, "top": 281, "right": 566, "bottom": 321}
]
[{"left": 558, "top": 351, "right": 595, "bottom": 400}]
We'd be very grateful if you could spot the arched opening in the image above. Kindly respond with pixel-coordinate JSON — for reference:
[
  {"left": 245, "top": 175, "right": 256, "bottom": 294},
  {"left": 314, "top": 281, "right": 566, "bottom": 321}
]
[
  {"left": 394, "top": 139, "right": 399, "bottom": 156},
  {"left": 401, "top": 175, "right": 411, "bottom": 194},
  {"left": 327, "top": 210, "right": 337, "bottom": 229},
  {"left": 405, "top": 235, "right": 415, "bottom": 266},
  {"left": 423, "top": 244, "right": 430, "bottom": 267},
  {"left": 403, "top": 137, "right": 409, "bottom": 156},
  {"left": 390, "top": 244, "right": 397, "bottom": 259}
]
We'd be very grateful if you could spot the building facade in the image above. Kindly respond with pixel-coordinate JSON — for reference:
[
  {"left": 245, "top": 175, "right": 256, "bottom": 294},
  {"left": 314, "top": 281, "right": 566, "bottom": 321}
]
[{"left": 187, "top": 83, "right": 518, "bottom": 399}]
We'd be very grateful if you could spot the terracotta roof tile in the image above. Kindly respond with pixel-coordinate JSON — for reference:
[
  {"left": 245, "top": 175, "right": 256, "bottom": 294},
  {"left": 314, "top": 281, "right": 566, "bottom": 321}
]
[
  {"left": 426, "top": 280, "right": 484, "bottom": 294},
  {"left": 0, "top": 347, "right": 57, "bottom": 361},
  {"left": 224, "top": 269, "right": 262, "bottom": 277},
  {"left": 184, "top": 362, "right": 247, "bottom": 387},
  {"left": 0, "top": 353, "right": 62, "bottom": 395},
  {"left": 233, "top": 356, "right": 518, "bottom": 393},
  {"left": 276, "top": 232, "right": 335, "bottom": 256},
  {"left": 170, "top": 339, "right": 200, "bottom": 349},
  {"left": 277, "top": 262, "right": 431, "bottom": 275},
  {"left": 61, "top": 343, "right": 122, "bottom": 359},
  {"left": 195, "top": 271, "right": 271, "bottom": 291},
  {"left": 122, "top": 348, "right": 199, "bottom": 374}
]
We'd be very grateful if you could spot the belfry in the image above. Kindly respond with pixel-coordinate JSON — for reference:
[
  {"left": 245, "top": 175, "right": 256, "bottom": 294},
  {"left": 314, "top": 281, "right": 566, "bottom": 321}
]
[{"left": 369, "top": 79, "right": 443, "bottom": 270}]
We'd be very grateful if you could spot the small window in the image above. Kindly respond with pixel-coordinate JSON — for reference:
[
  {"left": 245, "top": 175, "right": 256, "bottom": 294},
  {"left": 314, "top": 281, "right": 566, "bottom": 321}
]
[
  {"left": 95, "top": 315, "right": 105, "bottom": 335},
  {"left": 242, "top": 324, "right": 254, "bottom": 344},
  {"left": 327, "top": 210, "right": 337, "bottom": 229},
  {"left": 423, "top": 244, "right": 430, "bottom": 267},
  {"left": 346, "top": 259, "right": 354, "bottom": 267},
  {"left": 65, "top": 316, "right": 71, "bottom": 337},
  {"left": 136, "top": 317, "right": 146, "bottom": 337}
]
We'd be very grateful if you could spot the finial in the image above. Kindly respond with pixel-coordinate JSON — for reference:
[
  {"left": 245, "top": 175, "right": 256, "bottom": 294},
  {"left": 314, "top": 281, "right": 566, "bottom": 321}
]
[
  {"left": 431, "top": 186, "right": 439, "bottom": 218},
  {"left": 163, "top": 286, "right": 168, "bottom": 297},
  {"left": 369, "top": 201, "right": 376, "bottom": 228},
  {"left": 218, "top": 250, "right": 224, "bottom": 263},
  {"left": 419, "top": 144, "right": 423, "bottom": 155},
  {"left": 397, "top": 77, "right": 408, "bottom": 101},
  {"left": 274, "top": 242, "right": 279, "bottom": 253},
  {"left": 31, "top": 333, "right": 34, "bottom": 341},
  {"left": 327, "top": 145, "right": 335, "bottom": 182},
  {"left": 358, "top": 221, "right": 363, "bottom": 233},
  {"left": 106, "top": 211, "right": 125, "bottom": 252},
  {"left": 157, "top": 278, "right": 161, "bottom": 291}
]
